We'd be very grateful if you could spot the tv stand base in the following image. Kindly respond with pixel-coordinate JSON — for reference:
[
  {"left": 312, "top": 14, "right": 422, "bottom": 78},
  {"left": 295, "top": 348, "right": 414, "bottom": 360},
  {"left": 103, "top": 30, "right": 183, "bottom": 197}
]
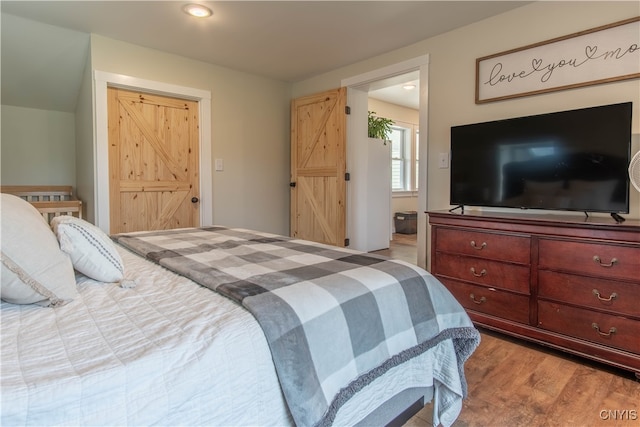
[{"left": 611, "top": 212, "right": 626, "bottom": 223}]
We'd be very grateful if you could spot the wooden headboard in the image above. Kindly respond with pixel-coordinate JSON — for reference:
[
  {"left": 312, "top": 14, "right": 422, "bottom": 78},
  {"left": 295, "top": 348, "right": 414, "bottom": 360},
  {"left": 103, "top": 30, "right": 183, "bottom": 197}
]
[{"left": 1, "top": 185, "right": 83, "bottom": 222}]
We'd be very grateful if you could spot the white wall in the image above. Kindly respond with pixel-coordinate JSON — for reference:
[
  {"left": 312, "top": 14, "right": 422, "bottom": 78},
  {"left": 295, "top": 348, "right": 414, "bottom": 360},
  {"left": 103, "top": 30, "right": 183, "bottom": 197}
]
[
  {"left": 1, "top": 105, "right": 76, "bottom": 186},
  {"left": 75, "top": 48, "right": 94, "bottom": 221},
  {"left": 369, "top": 98, "right": 418, "bottom": 124},
  {"left": 89, "top": 35, "right": 292, "bottom": 235},
  {"left": 293, "top": 1, "right": 640, "bottom": 266}
]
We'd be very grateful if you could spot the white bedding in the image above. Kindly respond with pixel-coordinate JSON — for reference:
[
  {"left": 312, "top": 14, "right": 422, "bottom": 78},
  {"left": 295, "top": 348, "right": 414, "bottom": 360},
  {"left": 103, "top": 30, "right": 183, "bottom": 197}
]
[{"left": 1, "top": 246, "right": 464, "bottom": 426}]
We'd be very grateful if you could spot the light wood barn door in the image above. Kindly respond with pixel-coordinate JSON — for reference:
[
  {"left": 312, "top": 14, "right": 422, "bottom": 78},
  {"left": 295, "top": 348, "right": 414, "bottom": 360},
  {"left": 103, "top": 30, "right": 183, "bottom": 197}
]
[
  {"left": 290, "top": 87, "right": 347, "bottom": 247},
  {"left": 108, "top": 87, "right": 200, "bottom": 234}
]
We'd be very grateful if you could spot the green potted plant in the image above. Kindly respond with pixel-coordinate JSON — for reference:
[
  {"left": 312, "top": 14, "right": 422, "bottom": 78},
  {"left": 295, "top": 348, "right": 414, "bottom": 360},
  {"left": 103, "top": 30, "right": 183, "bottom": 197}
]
[{"left": 368, "top": 111, "right": 394, "bottom": 143}]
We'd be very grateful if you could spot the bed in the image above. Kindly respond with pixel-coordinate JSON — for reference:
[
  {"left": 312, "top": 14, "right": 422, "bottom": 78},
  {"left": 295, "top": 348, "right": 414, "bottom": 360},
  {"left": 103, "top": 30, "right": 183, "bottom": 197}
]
[{"left": 0, "top": 193, "right": 480, "bottom": 427}]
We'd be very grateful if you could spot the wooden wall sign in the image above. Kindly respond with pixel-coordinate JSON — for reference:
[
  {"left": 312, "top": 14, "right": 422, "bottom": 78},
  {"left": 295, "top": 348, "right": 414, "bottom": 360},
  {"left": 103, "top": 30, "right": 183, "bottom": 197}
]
[{"left": 476, "top": 17, "right": 640, "bottom": 104}]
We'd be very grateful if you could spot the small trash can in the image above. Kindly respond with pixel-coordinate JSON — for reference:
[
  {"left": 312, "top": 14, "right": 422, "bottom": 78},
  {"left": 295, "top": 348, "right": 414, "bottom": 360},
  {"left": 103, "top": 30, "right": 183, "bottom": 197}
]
[{"left": 394, "top": 211, "right": 417, "bottom": 234}]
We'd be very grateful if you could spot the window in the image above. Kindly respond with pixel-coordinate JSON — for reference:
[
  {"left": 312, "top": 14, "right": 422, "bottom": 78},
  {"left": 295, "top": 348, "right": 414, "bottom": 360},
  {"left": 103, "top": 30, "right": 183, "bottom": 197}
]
[{"left": 390, "top": 123, "right": 419, "bottom": 193}]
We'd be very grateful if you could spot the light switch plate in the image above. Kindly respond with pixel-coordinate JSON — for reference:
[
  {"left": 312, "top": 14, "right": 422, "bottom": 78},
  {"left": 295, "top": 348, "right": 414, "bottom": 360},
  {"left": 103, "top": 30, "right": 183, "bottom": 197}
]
[
  {"left": 438, "top": 152, "right": 449, "bottom": 169},
  {"left": 215, "top": 158, "right": 224, "bottom": 171}
]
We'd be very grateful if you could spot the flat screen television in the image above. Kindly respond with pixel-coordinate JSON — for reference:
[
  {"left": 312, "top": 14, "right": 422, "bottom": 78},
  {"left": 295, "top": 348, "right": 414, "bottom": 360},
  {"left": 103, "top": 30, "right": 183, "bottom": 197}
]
[{"left": 450, "top": 102, "right": 632, "bottom": 215}]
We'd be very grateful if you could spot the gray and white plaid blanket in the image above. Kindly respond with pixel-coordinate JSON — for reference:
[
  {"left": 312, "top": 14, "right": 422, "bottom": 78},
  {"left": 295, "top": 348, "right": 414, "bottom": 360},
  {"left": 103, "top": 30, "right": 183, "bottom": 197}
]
[{"left": 114, "top": 227, "right": 479, "bottom": 427}]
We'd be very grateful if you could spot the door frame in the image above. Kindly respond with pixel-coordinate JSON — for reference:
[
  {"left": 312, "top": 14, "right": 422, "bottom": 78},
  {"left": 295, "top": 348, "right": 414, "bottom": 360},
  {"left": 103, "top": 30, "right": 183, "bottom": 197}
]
[
  {"left": 341, "top": 55, "right": 430, "bottom": 268},
  {"left": 94, "top": 71, "right": 212, "bottom": 233}
]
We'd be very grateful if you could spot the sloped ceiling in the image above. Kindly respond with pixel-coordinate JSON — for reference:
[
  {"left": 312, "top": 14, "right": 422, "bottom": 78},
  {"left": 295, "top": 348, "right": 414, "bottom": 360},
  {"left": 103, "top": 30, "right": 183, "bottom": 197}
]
[
  {"left": 1, "top": 1, "right": 530, "bottom": 112},
  {"left": 2, "top": 13, "right": 89, "bottom": 112}
]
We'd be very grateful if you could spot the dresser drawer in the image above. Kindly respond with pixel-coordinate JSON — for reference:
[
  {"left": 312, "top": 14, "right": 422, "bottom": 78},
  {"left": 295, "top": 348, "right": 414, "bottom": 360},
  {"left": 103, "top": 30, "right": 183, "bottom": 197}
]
[
  {"left": 435, "top": 228, "right": 530, "bottom": 264},
  {"left": 439, "top": 277, "right": 530, "bottom": 324},
  {"left": 538, "top": 301, "right": 640, "bottom": 354},
  {"left": 435, "top": 253, "right": 530, "bottom": 293},
  {"left": 539, "top": 271, "right": 640, "bottom": 319},
  {"left": 538, "top": 239, "right": 640, "bottom": 282}
]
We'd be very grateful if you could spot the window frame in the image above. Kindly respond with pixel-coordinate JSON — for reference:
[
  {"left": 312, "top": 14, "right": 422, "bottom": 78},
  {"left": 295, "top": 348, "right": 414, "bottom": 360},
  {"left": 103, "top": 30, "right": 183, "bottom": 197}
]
[{"left": 389, "top": 121, "right": 419, "bottom": 195}]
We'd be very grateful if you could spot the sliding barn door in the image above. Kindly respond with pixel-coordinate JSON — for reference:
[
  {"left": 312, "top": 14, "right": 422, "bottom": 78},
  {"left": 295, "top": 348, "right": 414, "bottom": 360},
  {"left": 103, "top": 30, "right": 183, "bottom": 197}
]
[
  {"left": 108, "top": 87, "right": 200, "bottom": 234},
  {"left": 290, "top": 87, "right": 347, "bottom": 246}
]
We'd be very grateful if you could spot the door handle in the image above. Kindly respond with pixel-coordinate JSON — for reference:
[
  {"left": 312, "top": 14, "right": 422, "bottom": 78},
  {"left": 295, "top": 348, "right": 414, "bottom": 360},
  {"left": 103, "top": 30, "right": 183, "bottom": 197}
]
[
  {"left": 191, "top": 197, "right": 199, "bottom": 203},
  {"left": 290, "top": 182, "right": 296, "bottom": 187}
]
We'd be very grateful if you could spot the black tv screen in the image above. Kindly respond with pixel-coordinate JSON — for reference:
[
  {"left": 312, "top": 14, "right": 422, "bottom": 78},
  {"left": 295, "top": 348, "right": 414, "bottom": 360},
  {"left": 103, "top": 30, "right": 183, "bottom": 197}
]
[{"left": 450, "top": 102, "right": 632, "bottom": 214}]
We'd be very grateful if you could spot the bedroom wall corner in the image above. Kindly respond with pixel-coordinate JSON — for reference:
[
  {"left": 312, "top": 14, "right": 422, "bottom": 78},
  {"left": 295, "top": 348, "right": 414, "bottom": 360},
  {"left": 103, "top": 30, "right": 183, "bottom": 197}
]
[{"left": 75, "top": 38, "right": 95, "bottom": 222}]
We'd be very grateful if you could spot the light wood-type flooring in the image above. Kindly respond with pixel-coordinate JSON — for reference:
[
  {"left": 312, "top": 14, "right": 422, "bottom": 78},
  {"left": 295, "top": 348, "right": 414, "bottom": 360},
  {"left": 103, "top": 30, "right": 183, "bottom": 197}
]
[
  {"left": 374, "top": 234, "right": 640, "bottom": 427},
  {"left": 374, "top": 233, "right": 419, "bottom": 265},
  {"left": 408, "top": 329, "right": 640, "bottom": 427}
]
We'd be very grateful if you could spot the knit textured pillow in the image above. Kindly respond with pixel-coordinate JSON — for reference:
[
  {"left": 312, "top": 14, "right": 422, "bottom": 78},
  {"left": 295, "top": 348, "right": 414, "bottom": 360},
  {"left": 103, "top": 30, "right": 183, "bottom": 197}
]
[{"left": 51, "top": 215, "right": 124, "bottom": 283}]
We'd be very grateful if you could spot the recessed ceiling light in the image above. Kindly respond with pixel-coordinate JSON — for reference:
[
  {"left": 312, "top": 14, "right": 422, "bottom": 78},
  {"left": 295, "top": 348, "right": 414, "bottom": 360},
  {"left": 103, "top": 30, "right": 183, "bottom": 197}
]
[
  {"left": 402, "top": 84, "right": 416, "bottom": 90},
  {"left": 183, "top": 3, "right": 213, "bottom": 18}
]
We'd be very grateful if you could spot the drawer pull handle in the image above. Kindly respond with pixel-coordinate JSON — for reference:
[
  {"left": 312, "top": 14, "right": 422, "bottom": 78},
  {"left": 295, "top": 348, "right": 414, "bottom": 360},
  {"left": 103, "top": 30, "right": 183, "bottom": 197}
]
[
  {"left": 470, "top": 294, "right": 486, "bottom": 305},
  {"left": 592, "top": 255, "right": 618, "bottom": 268},
  {"left": 470, "top": 267, "right": 487, "bottom": 277},
  {"left": 592, "top": 289, "right": 618, "bottom": 302},
  {"left": 591, "top": 323, "right": 616, "bottom": 338},
  {"left": 470, "top": 241, "right": 487, "bottom": 250}
]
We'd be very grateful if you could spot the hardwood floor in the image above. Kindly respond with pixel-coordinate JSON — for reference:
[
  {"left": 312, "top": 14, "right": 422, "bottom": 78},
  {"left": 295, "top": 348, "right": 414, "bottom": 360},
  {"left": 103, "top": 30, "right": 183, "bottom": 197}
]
[
  {"left": 372, "top": 233, "right": 418, "bottom": 264},
  {"left": 374, "top": 236, "right": 640, "bottom": 427},
  {"left": 407, "top": 329, "right": 640, "bottom": 427}
]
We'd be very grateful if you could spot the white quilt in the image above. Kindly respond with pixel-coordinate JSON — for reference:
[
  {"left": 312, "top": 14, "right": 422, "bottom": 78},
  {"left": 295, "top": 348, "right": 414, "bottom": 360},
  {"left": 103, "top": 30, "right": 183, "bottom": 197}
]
[{"left": 1, "top": 246, "right": 464, "bottom": 426}]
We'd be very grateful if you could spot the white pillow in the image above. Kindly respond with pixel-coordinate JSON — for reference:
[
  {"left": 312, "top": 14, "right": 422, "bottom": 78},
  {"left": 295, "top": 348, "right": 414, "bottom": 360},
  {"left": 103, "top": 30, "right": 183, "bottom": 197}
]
[
  {"left": 0, "top": 194, "right": 77, "bottom": 306},
  {"left": 51, "top": 215, "right": 124, "bottom": 283}
]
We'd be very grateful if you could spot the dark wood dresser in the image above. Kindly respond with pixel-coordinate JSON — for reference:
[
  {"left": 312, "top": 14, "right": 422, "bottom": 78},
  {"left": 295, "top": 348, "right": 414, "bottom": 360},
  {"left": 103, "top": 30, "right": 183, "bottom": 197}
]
[{"left": 428, "top": 210, "right": 640, "bottom": 378}]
